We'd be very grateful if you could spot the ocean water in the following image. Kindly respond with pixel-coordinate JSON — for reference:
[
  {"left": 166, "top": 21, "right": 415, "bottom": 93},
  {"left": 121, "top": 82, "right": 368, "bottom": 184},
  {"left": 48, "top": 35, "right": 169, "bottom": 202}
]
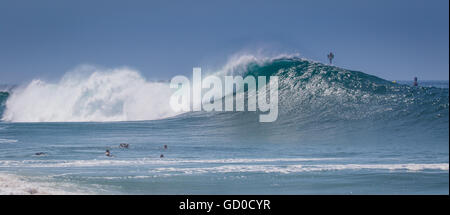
[{"left": 0, "top": 57, "right": 448, "bottom": 194}]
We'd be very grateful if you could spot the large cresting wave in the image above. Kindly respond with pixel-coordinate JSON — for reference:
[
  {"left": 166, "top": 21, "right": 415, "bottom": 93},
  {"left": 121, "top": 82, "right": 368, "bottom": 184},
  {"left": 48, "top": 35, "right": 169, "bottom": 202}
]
[{"left": 0, "top": 55, "right": 448, "bottom": 124}]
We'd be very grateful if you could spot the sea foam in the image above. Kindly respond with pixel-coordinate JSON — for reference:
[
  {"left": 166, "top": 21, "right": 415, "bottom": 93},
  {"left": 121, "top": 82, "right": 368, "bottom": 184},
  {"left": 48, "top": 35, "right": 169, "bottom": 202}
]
[{"left": 0, "top": 173, "right": 90, "bottom": 195}]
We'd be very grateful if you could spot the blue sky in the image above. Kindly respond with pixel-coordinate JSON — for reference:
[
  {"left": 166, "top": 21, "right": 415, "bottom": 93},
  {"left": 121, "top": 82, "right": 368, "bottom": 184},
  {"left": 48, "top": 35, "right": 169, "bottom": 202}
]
[{"left": 0, "top": 0, "right": 448, "bottom": 84}]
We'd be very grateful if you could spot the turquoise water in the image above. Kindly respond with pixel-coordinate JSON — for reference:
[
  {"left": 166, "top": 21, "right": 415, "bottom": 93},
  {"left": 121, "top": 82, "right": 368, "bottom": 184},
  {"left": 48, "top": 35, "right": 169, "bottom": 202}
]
[{"left": 0, "top": 58, "right": 448, "bottom": 194}]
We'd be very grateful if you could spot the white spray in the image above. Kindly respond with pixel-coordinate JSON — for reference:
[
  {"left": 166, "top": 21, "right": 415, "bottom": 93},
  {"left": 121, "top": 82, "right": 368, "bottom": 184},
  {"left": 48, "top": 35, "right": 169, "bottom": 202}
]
[{"left": 2, "top": 66, "right": 179, "bottom": 122}]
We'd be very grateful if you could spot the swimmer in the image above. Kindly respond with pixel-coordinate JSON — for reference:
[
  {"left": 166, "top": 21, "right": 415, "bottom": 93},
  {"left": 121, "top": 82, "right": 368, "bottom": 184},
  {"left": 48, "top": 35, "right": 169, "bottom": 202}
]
[
  {"left": 105, "top": 149, "right": 112, "bottom": 157},
  {"left": 160, "top": 154, "right": 164, "bottom": 158},
  {"left": 164, "top": 145, "right": 168, "bottom": 150}
]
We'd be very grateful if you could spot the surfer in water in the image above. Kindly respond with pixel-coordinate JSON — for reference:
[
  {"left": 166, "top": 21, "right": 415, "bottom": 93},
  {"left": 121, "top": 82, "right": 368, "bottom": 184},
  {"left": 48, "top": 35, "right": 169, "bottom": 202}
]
[
  {"left": 413, "top": 77, "right": 418, "bottom": 86},
  {"left": 119, "top": 143, "right": 129, "bottom": 149},
  {"left": 327, "top": 52, "right": 334, "bottom": 65},
  {"left": 105, "top": 149, "right": 112, "bottom": 157}
]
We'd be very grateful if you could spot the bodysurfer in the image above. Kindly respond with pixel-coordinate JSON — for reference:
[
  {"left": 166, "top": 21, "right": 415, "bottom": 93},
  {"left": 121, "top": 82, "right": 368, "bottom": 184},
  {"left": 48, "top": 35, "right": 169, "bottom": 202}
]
[
  {"left": 327, "top": 52, "right": 334, "bottom": 65},
  {"left": 413, "top": 77, "right": 418, "bottom": 86}
]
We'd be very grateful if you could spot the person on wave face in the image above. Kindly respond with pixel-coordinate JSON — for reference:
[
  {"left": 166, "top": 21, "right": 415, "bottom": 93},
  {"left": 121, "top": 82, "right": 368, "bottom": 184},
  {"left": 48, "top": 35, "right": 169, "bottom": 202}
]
[{"left": 327, "top": 52, "right": 334, "bottom": 65}]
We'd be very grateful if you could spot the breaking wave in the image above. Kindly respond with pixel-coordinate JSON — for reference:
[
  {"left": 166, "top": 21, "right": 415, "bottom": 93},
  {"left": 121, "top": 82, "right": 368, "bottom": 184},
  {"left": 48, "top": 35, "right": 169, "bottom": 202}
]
[
  {"left": 1, "top": 66, "right": 179, "bottom": 122},
  {"left": 0, "top": 55, "right": 448, "bottom": 124}
]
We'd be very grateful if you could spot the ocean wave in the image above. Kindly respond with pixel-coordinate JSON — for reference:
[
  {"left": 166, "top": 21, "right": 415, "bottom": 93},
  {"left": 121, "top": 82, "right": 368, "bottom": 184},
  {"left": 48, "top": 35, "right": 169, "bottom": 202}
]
[
  {"left": 0, "top": 157, "right": 339, "bottom": 168},
  {"left": 148, "top": 163, "right": 449, "bottom": 175},
  {"left": 0, "top": 55, "right": 448, "bottom": 124},
  {"left": 0, "top": 159, "right": 447, "bottom": 174}
]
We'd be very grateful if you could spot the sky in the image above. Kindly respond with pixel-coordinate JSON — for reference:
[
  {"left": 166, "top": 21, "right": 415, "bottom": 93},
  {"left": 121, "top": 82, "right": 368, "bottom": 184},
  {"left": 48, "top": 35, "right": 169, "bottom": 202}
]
[{"left": 0, "top": 0, "right": 448, "bottom": 84}]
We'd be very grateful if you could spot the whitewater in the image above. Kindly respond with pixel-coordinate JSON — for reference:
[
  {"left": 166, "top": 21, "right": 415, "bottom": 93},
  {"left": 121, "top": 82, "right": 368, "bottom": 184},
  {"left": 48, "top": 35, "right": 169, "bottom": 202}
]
[
  {"left": 2, "top": 65, "right": 179, "bottom": 122},
  {"left": 0, "top": 55, "right": 448, "bottom": 194}
]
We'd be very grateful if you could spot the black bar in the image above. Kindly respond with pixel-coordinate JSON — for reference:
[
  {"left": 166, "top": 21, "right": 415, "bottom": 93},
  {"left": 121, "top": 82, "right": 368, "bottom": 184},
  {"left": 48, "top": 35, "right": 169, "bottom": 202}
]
[{"left": 1, "top": 195, "right": 448, "bottom": 214}]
